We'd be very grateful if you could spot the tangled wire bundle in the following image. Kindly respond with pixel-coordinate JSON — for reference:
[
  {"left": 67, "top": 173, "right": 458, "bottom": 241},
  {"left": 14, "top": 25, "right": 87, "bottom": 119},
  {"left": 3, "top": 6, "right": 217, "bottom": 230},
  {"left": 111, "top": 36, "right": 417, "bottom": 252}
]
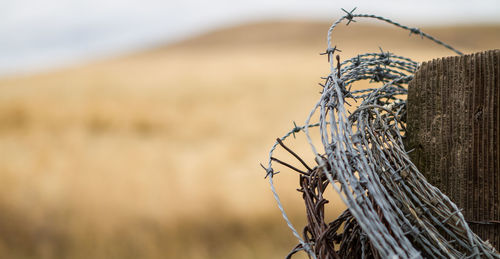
[{"left": 263, "top": 9, "right": 500, "bottom": 259}]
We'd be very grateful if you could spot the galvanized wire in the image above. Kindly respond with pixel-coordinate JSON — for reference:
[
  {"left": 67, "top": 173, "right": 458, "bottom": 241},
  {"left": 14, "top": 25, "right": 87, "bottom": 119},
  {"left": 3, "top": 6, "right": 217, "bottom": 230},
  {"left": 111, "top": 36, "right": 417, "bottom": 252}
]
[{"left": 263, "top": 9, "right": 500, "bottom": 259}]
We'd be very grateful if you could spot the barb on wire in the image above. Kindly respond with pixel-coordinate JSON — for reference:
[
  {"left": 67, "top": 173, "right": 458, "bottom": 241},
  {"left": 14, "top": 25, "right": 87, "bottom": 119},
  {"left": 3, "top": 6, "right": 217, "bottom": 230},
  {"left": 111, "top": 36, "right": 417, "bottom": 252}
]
[
  {"left": 320, "top": 46, "right": 342, "bottom": 62},
  {"left": 341, "top": 7, "right": 357, "bottom": 25},
  {"left": 409, "top": 27, "right": 424, "bottom": 38}
]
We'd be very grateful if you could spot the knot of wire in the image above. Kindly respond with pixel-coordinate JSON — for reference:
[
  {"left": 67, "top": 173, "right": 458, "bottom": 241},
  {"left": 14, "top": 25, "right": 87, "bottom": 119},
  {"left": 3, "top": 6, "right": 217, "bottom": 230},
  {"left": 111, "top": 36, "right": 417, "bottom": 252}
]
[{"left": 263, "top": 9, "right": 499, "bottom": 259}]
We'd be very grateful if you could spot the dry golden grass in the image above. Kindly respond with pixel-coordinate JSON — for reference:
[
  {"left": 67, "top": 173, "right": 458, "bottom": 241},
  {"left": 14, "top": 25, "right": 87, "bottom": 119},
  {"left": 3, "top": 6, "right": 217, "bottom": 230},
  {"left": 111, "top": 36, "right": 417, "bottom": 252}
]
[{"left": 0, "top": 20, "right": 498, "bottom": 258}]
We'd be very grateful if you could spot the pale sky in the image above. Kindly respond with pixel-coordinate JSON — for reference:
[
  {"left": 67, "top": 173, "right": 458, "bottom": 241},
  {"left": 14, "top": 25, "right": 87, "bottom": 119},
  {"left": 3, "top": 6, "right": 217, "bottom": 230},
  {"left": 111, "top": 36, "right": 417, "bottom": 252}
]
[{"left": 1, "top": 0, "right": 499, "bottom": 76}]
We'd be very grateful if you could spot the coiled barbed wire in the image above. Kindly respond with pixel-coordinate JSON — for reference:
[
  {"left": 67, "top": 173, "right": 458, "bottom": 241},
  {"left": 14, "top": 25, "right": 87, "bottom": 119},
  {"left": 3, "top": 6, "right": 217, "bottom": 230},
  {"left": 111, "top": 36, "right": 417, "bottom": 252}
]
[{"left": 263, "top": 8, "right": 499, "bottom": 259}]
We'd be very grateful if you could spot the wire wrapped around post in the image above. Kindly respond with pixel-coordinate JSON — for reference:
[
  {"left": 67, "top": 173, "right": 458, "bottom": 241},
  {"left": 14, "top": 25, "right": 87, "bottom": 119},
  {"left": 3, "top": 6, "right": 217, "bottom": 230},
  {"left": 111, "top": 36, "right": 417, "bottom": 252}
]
[{"left": 263, "top": 8, "right": 500, "bottom": 259}]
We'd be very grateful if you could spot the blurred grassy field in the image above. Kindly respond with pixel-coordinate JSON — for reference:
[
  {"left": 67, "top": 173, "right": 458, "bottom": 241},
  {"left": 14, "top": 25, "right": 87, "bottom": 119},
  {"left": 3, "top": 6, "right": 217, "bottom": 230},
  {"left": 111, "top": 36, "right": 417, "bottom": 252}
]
[{"left": 0, "top": 20, "right": 498, "bottom": 258}]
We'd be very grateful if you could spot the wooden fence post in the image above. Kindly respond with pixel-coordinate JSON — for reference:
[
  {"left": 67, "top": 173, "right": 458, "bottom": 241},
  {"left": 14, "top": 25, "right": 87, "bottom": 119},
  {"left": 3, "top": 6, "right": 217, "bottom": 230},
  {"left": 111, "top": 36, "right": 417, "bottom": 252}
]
[{"left": 406, "top": 49, "right": 499, "bottom": 249}]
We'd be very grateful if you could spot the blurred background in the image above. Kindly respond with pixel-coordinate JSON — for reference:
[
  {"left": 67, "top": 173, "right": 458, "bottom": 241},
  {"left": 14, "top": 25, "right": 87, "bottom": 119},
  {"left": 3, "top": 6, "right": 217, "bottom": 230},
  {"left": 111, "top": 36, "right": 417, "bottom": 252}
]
[{"left": 0, "top": 1, "right": 499, "bottom": 258}]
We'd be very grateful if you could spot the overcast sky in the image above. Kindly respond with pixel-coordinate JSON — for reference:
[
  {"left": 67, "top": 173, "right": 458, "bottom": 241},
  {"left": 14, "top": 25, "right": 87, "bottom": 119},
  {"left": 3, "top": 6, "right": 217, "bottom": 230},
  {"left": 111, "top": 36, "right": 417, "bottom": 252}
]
[{"left": 1, "top": 0, "right": 499, "bottom": 76}]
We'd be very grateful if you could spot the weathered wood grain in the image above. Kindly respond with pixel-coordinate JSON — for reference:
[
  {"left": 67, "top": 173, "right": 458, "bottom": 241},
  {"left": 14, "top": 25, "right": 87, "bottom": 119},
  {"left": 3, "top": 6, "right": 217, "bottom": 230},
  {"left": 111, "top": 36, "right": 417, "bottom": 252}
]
[{"left": 407, "top": 49, "right": 500, "bottom": 250}]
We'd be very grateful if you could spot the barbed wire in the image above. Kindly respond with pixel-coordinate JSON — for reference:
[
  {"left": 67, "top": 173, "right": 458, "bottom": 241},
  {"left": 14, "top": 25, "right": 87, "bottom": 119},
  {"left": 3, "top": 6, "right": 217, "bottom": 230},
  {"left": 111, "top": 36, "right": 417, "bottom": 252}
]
[{"left": 263, "top": 8, "right": 499, "bottom": 259}]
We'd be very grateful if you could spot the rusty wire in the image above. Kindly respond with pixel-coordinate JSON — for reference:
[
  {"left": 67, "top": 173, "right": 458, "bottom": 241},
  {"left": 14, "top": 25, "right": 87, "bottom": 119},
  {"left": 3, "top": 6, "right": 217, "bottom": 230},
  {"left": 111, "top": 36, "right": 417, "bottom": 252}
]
[{"left": 263, "top": 8, "right": 500, "bottom": 259}]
